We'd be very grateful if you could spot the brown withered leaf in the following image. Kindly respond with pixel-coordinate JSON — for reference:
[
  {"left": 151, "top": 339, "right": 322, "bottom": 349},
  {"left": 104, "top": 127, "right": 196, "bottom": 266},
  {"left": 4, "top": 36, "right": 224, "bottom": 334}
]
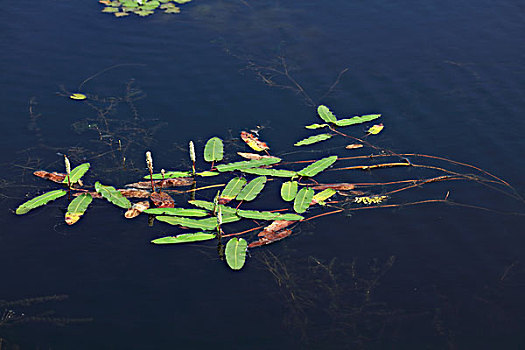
[
  {"left": 249, "top": 229, "right": 292, "bottom": 248},
  {"left": 34, "top": 170, "right": 66, "bottom": 183},
  {"left": 258, "top": 220, "right": 295, "bottom": 237},
  {"left": 237, "top": 152, "right": 279, "bottom": 161},
  {"left": 345, "top": 144, "right": 363, "bottom": 149},
  {"left": 240, "top": 131, "right": 270, "bottom": 152},
  {"left": 74, "top": 189, "right": 151, "bottom": 199},
  {"left": 125, "top": 178, "right": 193, "bottom": 189},
  {"left": 311, "top": 183, "right": 355, "bottom": 191},
  {"left": 150, "top": 192, "right": 175, "bottom": 208},
  {"left": 65, "top": 212, "right": 82, "bottom": 225},
  {"left": 124, "top": 201, "right": 150, "bottom": 219}
]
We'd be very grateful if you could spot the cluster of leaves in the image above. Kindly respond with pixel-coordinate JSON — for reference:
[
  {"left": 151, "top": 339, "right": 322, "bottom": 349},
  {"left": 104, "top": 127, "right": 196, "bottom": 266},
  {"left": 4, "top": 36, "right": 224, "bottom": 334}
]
[{"left": 99, "top": 0, "right": 192, "bottom": 17}]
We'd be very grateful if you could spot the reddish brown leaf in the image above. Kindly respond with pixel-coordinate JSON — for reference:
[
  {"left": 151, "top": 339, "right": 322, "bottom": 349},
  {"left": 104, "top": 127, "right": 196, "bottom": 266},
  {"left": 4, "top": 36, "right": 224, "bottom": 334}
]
[
  {"left": 257, "top": 220, "right": 294, "bottom": 237},
  {"left": 125, "top": 178, "right": 193, "bottom": 189},
  {"left": 240, "top": 131, "right": 270, "bottom": 152},
  {"left": 311, "top": 183, "right": 356, "bottom": 191},
  {"left": 218, "top": 197, "right": 233, "bottom": 205},
  {"left": 345, "top": 144, "right": 363, "bottom": 149},
  {"left": 237, "top": 152, "right": 279, "bottom": 161},
  {"left": 249, "top": 229, "right": 292, "bottom": 248},
  {"left": 33, "top": 170, "right": 66, "bottom": 183},
  {"left": 74, "top": 189, "right": 151, "bottom": 199},
  {"left": 124, "top": 201, "right": 150, "bottom": 219},
  {"left": 150, "top": 192, "right": 175, "bottom": 208}
]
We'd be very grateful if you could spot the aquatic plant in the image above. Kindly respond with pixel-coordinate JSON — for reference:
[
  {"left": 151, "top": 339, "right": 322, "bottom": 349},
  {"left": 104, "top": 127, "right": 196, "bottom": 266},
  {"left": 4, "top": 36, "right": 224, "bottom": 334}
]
[
  {"left": 13, "top": 105, "right": 525, "bottom": 271},
  {"left": 99, "top": 0, "right": 192, "bottom": 17}
]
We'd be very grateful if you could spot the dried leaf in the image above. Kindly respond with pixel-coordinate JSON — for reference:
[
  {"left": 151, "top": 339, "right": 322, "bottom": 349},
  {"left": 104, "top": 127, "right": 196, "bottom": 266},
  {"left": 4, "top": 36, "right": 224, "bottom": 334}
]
[
  {"left": 240, "top": 131, "right": 269, "bottom": 152},
  {"left": 124, "top": 201, "right": 150, "bottom": 219},
  {"left": 345, "top": 144, "right": 363, "bottom": 149},
  {"left": 367, "top": 123, "right": 384, "bottom": 135},
  {"left": 311, "top": 183, "right": 355, "bottom": 191},
  {"left": 125, "top": 178, "right": 193, "bottom": 189},
  {"left": 33, "top": 171, "right": 66, "bottom": 183},
  {"left": 249, "top": 229, "right": 292, "bottom": 248},
  {"left": 237, "top": 152, "right": 279, "bottom": 161},
  {"left": 150, "top": 192, "right": 175, "bottom": 208}
]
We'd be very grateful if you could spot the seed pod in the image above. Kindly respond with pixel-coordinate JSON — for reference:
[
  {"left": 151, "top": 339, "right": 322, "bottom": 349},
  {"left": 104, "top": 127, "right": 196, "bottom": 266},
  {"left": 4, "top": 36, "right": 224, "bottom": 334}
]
[{"left": 189, "top": 141, "right": 196, "bottom": 163}]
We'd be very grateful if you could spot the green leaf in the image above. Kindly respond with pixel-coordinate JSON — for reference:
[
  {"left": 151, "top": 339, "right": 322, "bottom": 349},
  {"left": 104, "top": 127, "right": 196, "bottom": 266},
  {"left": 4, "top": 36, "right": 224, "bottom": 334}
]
[
  {"left": 95, "top": 181, "right": 131, "bottom": 209},
  {"left": 151, "top": 232, "right": 216, "bottom": 244},
  {"left": 145, "top": 171, "right": 191, "bottom": 179},
  {"left": 239, "top": 168, "right": 297, "bottom": 178},
  {"left": 215, "top": 158, "right": 281, "bottom": 172},
  {"left": 317, "top": 105, "right": 337, "bottom": 123},
  {"left": 204, "top": 137, "right": 224, "bottom": 162},
  {"left": 280, "top": 181, "right": 298, "bottom": 201},
  {"left": 102, "top": 6, "right": 119, "bottom": 12},
  {"left": 294, "top": 133, "right": 333, "bottom": 146},
  {"left": 305, "top": 123, "right": 329, "bottom": 129},
  {"left": 225, "top": 238, "right": 247, "bottom": 270},
  {"left": 236, "top": 209, "right": 303, "bottom": 221},
  {"left": 188, "top": 200, "right": 237, "bottom": 215},
  {"left": 297, "top": 156, "right": 338, "bottom": 177},
  {"left": 236, "top": 176, "right": 266, "bottom": 201},
  {"left": 173, "top": 0, "right": 191, "bottom": 3},
  {"left": 312, "top": 188, "right": 337, "bottom": 204},
  {"left": 121, "top": 1, "right": 138, "bottom": 7},
  {"left": 221, "top": 177, "right": 247, "bottom": 200},
  {"left": 143, "top": 208, "right": 209, "bottom": 217},
  {"left": 64, "top": 163, "right": 90, "bottom": 184},
  {"left": 141, "top": 0, "right": 160, "bottom": 9},
  {"left": 15, "top": 189, "right": 67, "bottom": 215},
  {"left": 334, "top": 114, "right": 381, "bottom": 127},
  {"left": 65, "top": 193, "right": 93, "bottom": 225},
  {"left": 294, "top": 187, "right": 314, "bottom": 213},
  {"left": 156, "top": 215, "right": 240, "bottom": 230},
  {"left": 196, "top": 171, "right": 219, "bottom": 177}
]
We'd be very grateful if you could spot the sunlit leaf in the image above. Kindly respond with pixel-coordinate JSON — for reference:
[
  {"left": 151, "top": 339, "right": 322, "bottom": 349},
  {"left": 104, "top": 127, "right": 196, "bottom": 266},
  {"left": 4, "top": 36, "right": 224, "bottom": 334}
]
[
  {"left": 15, "top": 189, "right": 67, "bottom": 215},
  {"left": 65, "top": 193, "right": 92, "bottom": 225},
  {"left": 240, "top": 131, "right": 269, "bottom": 152},
  {"left": 239, "top": 168, "right": 296, "bottom": 178},
  {"left": 294, "top": 133, "right": 333, "bottom": 146},
  {"left": 95, "top": 181, "right": 131, "bottom": 209},
  {"left": 204, "top": 137, "right": 224, "bottom": 162},
  {"left": 334, "top": 114, "right": 381, "bottom": 127},
  {"left": 221, "top": 177, "right": 247, "bottom": 200},
  {"left": 102, "top": 6, "right": 119, "bottom": 12},
  {"left": 156, "top": 215, "right": 239, "bottom": 230},
  {"left": 293, "top": 187, "right": 314, "bottom": 213},
  {"left": 236, "top": 209, "right": 303, "bottom": 221},
  {"left": 121, "top": 1, "right": 138, "bottom": 7},
  {"left": 151, "top": 232, "right": 216, "bottom": 244},
  {"left": 345, "top": 144, "right": 363, "bottom": 149},
  {"left": 63, "top": 163, "right": 90, "bottom": 184},
  {"left": 237, "top": 152, "right": 280, "bottom": 161},
  {"left": 140, "top": 0, "right": 160, "bottom": 10},
  {"left": 236, "top": 176, "right": 266, "bottom": 201},
  {"left": 124, "top": 201, "right": 150, "bottom": 219},
  {"left": 173, "top": 0, "right": 191, "bottom": 3},
  {"left": 367, "top": 123, "right": 384, "bottom": 135},
  {"left": 280, "top": 181, "right": 298, "bottom": 201},
  {"left": 311, "top": 188, "right": 336, "bottom": 205},
  {"left": 114, "top": 12, "right": 130, "bottom": 17},
  {"left": 145, "top": 171, "right": 191, "bottom": 179},
  {"left": 188, "top": 200, "right": 237, "bottom": 215},
  {"left": 317, "top": 105, "right": 337, "bottom": 123},
  {"left": 297, "top": 156, "right": 338, "bottom": 177},
  {"left": 225, "top": 238, "right": 247, "bottom": 270},
  {"left": 134, "top": 9, "right": 154, "bottom": 16},
  {"left": 215, "top": 158, "right": 281, "bottom": 172},
  {"left": 69, "top": 93, "right": 87, "bottom": 100},
  {"left": 144, "top": 207, "right": 209, "bottom": 217},
  {"left": 305, "top": 123, "right": 329, "bottom": 129},
  {"left": 165, "top": 7, "right": 180, "bottom": 13},
  {"left": 195, "top": 171, "right": 220, "bottom": 177}
]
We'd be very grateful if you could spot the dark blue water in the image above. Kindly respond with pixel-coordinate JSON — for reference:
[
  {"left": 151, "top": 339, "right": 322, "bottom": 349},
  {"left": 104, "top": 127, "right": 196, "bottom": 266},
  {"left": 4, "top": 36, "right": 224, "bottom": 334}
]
[{"left": 1, "top": 0, "right": 525, "bottom": 348}]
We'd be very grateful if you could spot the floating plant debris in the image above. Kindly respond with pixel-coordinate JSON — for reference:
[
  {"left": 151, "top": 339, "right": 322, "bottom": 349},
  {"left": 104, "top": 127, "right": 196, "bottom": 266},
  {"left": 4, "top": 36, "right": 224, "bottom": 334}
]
[{"left": 99, "top": 0, "right": 191, "bottom": 17}]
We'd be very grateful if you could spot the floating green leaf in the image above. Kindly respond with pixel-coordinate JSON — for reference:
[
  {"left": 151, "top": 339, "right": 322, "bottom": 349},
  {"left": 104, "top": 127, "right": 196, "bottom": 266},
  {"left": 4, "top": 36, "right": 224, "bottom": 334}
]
[
  {"left": 294, "top": 133, "right": 333, "bottom": 146},
  {"left": 173, "top": 0, "right": 191, "bottom": 3},
  {"left": 143, "top": 208, "right": 209, "bottom": 217},
  {"left": 146, "top": 171, "right": 191, "bottom": 179},
  {"left": 151, "top": 232, "right": 216, "bottom": 244},
  {"left": 15, "top": 189, "right": 67, "bottom": 215},
  {"left": 236, "top": 209, "right": 303, "bottom": 221},
  {"left": 239, "top": 168, "right": 296, "bottom": 178},
  {"left": 156, "top": 215, "right": 239, "bottom": 230},
  {"left": 317, "top": 105, "right": 337, "bottom": 123},
  {"left": 188, "top": 200, "right": 237, "bottom": 215},
  {"left": 204, "top": 137, "right": 224, "bottom": 162},
  {"left": 281, "top": 181, "right": 298, "bottom": 201},
  {"left": 305, "top": 123, "right": 329, "bottom": 129},
  {"left": 102, "top": 6, "right": 119, "bottom": 12},
  {"left": 215, "top": 158, "right": 281, "bottom": 172},
  {"left": 294, "top": 187, "right": 314, "bottom": 213},
  {"left": 236, "top": 176, "right": 266, "bottom": 201},
  {"left": 134, "top": 9, "right": 154, "bottom": 16},
  {"left": 196, "top": 171, "right": 219, "bottom": 177},
  {"left": 121, "top": 1, "right": 138, "bottom": 7},
  {"left": 221, "top": 177, "right": 247, "bottom": 200},
  {"left": 312, "top": 188, "right": 337, "bottom": 205},
  {"left": 225, "top": 238, "right": 247, "bottom": 270},
  {"left": 65, "top": 193, "right": 92, "bottom": 225},
  {"left": 95, "top": 181, "right": 131, "bottom": 209},
  {"left": 297, "top": 156, "right": 338, "bottom": 177},
  {"left": 141, "top": 1, "right": 160, "bottom": 10},
  {"left": 334, "top": 114, "right": 381, "bottom": 127},
  {"left": 64, "top": 163, "right": 90, "bottom": 184}
]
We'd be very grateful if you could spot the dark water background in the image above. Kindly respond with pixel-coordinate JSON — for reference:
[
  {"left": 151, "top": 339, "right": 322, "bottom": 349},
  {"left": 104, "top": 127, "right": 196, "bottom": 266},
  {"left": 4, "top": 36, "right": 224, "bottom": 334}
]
[{"left": 1, "top": 0, "right": 525, "bottom": 348}]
